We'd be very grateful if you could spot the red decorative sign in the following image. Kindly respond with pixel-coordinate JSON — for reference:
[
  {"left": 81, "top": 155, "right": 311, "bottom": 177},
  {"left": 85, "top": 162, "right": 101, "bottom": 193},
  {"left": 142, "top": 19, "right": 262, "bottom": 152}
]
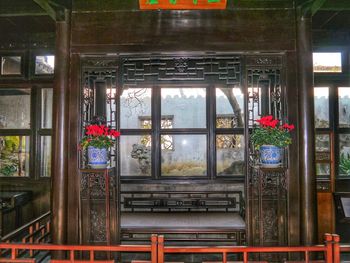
[{"left": 139, "top": 0, "right": 227, "bottom": 10}]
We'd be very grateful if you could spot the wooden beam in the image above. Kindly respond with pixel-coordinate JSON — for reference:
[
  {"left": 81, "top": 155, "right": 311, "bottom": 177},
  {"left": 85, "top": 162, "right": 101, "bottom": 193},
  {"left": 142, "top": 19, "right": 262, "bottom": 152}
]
[
  {"left": 321, "top": 0, "right": 350, "bottom": 10},
  {"left": 311, "top": 0, "right": 327, "bottom": 15},
  {"left": 0, "top": 0, "right": 47, "bottom": 17},
  {"left": 33, "top": 0, "right": 57, "bottom": 20}
]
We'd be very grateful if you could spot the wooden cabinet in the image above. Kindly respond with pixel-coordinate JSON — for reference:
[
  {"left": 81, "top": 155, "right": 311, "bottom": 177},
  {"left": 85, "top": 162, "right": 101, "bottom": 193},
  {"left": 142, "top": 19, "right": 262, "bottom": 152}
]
[{"left": 79, "top": 168, "right": 120, "bottom": 245}]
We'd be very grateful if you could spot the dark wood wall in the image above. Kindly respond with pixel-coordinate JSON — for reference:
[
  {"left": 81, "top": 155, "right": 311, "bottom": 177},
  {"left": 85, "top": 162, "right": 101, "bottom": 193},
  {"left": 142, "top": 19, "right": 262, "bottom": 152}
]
[{"left": 66, "top": 0, "right": 301, "bottom": 245}]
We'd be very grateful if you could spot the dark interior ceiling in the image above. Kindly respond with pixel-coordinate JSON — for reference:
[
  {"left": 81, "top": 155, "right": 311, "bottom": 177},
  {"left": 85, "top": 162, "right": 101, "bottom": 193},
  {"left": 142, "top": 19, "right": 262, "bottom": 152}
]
[{"left": 0, "top": 0, "right": 349, "bottom": 47}]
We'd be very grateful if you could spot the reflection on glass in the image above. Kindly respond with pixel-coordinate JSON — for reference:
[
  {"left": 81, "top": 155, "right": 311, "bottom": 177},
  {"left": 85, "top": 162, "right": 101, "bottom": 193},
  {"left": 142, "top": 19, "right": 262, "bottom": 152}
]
[
  {"left": 120, "top": 135, "right": 151, "bottom": 176},
  {"left": 314, "top": 87, "right": 329, "bottom": 128},
  {"left": 161, "top": 88, "right": 206, "bottom": 129},
  {"left": 313, "top": 52, "right": 342, "bottom": 73},
  {"left": 0, "top": 136, "right": 29, "bottom": 177},
  {"left": 41, "top": 89, "right": 53, "bottom": 129},
  {"left": 162, "top": 134, "right": 206, "bottom": 176},
  {"left": 316, "top": 163, "right": 330, "bottom": 177},
  {"left": 1, "top": 56, "right": 21, "bottom": 75},
  {"left": 339, "top": 134, "right": 350, "bottom": 176},
  {"left": 339, "top": 87, "right": 350, "bottom": 128},
  {"left": 216, "top": 87, "right": 244, "bottom": 128},
  {"left": 315, "top": 134, "right": 330, "bottom": 161},
  {"left": 120, "top": 88, "right": 151, "bottom": 129},
  {"left": 216, "top": 135, "right": 244, "bottom": 176},
  {"left": 0, "top": 89, "right": 30, "bottom": 129},
  {"left": 35, "top": 56, "right": 55, "bottom": 74},
  {"left": 40, "top": 136, "right": 51, "bottom": 177}
]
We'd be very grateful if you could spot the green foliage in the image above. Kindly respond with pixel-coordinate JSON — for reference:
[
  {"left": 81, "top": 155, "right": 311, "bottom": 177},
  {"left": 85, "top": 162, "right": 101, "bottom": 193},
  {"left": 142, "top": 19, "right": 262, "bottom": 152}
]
[
  {"left": 80, "top": 136, "right": 114, "bottom": 149},
  {"left": 251, "top": 126, "right": 292, "bottom": 150},
  {"left": 339, "top": 153, "right": 350, "bottom": 176}
]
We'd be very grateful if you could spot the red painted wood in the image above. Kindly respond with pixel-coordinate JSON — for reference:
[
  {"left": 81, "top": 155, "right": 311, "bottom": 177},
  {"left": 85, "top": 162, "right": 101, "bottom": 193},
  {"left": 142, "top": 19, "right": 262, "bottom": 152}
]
[{"left": 139, "top": 0, "right": 226, "bottom": 10}]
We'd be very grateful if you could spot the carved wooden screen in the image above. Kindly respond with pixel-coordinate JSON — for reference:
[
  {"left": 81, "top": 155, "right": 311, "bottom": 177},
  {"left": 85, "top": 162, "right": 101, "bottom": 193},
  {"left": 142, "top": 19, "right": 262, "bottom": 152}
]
[
  {"left": 81, "top": 59, "right": 119, "bottom": 168},
  {"left": 245, "top": 55, "right": 289, "bottom": 248}
]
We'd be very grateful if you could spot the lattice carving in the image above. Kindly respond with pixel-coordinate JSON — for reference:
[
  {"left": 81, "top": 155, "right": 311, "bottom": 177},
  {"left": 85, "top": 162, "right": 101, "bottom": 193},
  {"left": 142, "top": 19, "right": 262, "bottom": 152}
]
[
  {"left": 90, "top": 208, "right": 106, "bottom": 242},
  {"left": 122, "top": 55, "right": 241, "bottom": 85}
]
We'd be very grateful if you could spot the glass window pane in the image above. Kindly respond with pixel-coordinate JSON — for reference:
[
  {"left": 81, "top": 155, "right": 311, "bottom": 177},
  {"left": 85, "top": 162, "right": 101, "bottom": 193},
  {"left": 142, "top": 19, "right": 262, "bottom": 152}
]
[
  {"left": 339, "top": 87, "right": 350, "bottom": 128},
  {"left": 0, "top": 89, "right": 30, "bottom": 129},
  {"left": 35, "top": 55, "right": 55, "bottom": 74},
  {"left": 162, "top": 134, "right": 207, "bottom": 176},
  {"left": 216, "top": 87, "right": 244, "bottom": 128},
  {"left": 1, "top": 56, "right": 21, "bottom": 75},
  {"left": 161, "top": 88, "right": 206, "bottom": 129},
  {"left": 120, "top": 88, "right": 152, "bottom": 129},
  {"left": 316, "top": 163, "right": 330, "bottom": 177},
  {"left": 315, "top": 134, "right": 330, "bottom": 161},
  {"left": 41, "top": 89, "right": 53, "bottom": 129},
  {"left": 120, "top": 135, "right": 151, "bottom": 176},
  {"left": 314, "top": 87, "right": 329, "bottom": 128},
  {"left": 0, "top": 136, "right": 30, "bottom": 177},
  {"left": 216, "top": 134, "right": 244, "bottom": 176},
  {"left": 313, "top": 52, "right": 342, "bottom": 73},
  {"left": 40, "top": 136, "right": 51, "bottom": 177},
  {"left": 339, "top": 134, "right": 350, "bottom": 176}
]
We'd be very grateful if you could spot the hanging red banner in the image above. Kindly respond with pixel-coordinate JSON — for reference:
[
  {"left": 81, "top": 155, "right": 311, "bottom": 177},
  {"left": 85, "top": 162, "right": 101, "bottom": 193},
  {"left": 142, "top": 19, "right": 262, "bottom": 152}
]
[{"left": 139, "top": 0, "right": 227, "bottom": 10}]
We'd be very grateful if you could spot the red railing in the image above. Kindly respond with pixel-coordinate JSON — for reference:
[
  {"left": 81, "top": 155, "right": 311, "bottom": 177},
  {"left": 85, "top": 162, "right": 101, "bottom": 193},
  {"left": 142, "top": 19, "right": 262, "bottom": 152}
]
[
  {"left": 158, "top": 234, "right": 333, "bottom": 263},
  {"left": 1, "top": 233, "right": 349, "bottom": 262},
  {"left": 0, "top": 235, "right": 158, "bottom": 263},
  {"left": 1, "top": 211, "right": 50, "bottom": 244},
  {"left": 332, "top": 234, "right": 350, "bottom": 263}
]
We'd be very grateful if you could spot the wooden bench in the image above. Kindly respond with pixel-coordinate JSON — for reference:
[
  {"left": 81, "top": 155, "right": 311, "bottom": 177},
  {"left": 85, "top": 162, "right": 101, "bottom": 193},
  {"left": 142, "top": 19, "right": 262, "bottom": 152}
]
[{"left": 120, "top": 191, "right": 246, "bottom": 245}]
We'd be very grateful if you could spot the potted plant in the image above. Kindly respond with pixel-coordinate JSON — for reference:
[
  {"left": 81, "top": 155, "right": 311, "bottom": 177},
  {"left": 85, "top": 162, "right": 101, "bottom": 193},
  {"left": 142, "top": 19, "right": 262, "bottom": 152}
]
[
  {"left": 251, "top": 115, "right": 294, "bottom": 168},
  {"left": 80, "top": 118, "right": 120, "bottom": 169}
]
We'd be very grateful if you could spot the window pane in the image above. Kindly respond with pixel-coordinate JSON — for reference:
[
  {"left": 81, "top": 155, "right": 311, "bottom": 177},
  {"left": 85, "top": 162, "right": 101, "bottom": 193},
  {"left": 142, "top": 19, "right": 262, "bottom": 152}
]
[
  {"left": 161, "top": 88, "right": 206, "bottom": 129},
  {"left": 339, "top": 87, "right": 350, "bottom": 128},
  {"left": 313, "top": 52, "right": 342, "bottom": 73},
  {"left": 40, "top": 136, "right": 51, "bottom": 177},
  {"left": 216, "top": 134, "right": 244, "bottom": 176},
  {"left": 35, "top": 55, "right": 55, "bottom": 74},
  {"left": 314, "top": 87, "right": 329, "bottom": 128},
  {"left": 120, "top": 135, "right": 151, "bottom": 176},
  {"left": 315, "top": 134, "right": 330, "bottom": 161},
  {"left": 0, "top": 136, "right": 30, "bottom": 177},
  {"left": 120, "top": 88, "right": 151, "bottom": 129},
  {"left": 162, "top": 134, "right": 207, "bottom": 176},
  {"left": 0, "top": 89, "right": 30, "bottom": 129},
  {"left": 216, "top": 87, "right": 244, "bottom": 128},
  {"left": 1, "top": 56, "right": 21, "bottom": 75},
  {"left": 41, "top": 89, "right": 53, "bottom": 129},
  {"left": 339, "top": 134, "right": 350, "bottom": 176},
  {"left": 316, "top": 163, "right": 330, "bottom": 177}
]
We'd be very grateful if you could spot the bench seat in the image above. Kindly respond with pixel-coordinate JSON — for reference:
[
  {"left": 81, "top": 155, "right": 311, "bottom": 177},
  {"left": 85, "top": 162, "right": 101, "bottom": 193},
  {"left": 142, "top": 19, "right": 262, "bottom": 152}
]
[{"left": 121, "top": 212, "right": 245, "bottom": 231}]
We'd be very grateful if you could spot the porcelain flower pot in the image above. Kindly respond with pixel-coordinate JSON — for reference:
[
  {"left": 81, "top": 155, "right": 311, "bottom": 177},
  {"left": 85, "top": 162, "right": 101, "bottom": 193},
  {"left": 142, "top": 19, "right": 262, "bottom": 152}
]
[
  {"left": 259, "top": 145, "right": 282, "bottom": 168},
  {"left": 87, "top": 146, "right": 108, "bottom": 169}
]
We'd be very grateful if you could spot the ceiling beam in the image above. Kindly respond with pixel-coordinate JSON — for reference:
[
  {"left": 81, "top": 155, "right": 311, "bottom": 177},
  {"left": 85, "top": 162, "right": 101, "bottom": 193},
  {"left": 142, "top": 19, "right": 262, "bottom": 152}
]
[
  {"left": 321, "top": 0, "right": 350, "bottom": 11},
  {"left": 33, "top": 0, "right": 57, "bottom": 20},
  {"left": 32, "top": 0, "right": 71, "bottom": 21},
  {"left": 0, "top": 0, "right": 47, "bottom": 17},
  {"left": 311, "top": 0, "right": 327, "bottom": 15}
]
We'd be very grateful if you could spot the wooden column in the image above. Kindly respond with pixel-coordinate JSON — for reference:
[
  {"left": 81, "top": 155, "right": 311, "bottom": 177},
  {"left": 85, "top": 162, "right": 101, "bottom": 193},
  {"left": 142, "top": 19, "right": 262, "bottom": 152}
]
[
  {"left": 297, "top": 10, "right": 318, "bottom": 245},
  {"left": 51, "top": 9, "right": 71, "bottom": 245}
]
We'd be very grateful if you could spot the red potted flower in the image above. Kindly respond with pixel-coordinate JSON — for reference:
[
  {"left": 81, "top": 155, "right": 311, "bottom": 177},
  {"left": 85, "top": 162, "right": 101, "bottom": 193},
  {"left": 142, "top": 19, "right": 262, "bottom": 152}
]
[
  {"left": 80, "top": 123, "right": 120, "bottom": 169},
  {"left": 251, "top": 115, "right": 294, "bottom": 167}
]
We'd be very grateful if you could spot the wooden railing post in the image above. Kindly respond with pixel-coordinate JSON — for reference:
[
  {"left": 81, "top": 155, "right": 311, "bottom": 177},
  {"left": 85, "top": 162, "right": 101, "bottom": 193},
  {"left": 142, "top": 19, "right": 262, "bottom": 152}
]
[
  {"left": 157, "top": 235, "right": 164, "bottom": 263},
  {"left": 324, "top": 233, "right": 333, "bottom": 263},
  {"left": 332, "top": 234, "right": 340, "bottom": 263},
  {"left": 151, "top": 234, "right": 158, "bottom": 263}
]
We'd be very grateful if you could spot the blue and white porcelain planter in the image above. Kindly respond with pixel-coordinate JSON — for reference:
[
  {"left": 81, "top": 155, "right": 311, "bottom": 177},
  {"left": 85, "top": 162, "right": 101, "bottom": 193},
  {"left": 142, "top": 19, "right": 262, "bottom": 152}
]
[
  {"left": 87, "top": 146, "right": 108, "bottom": 169},
  {"left": 259, "top": 145, "right": 282, "bottom": 168}
]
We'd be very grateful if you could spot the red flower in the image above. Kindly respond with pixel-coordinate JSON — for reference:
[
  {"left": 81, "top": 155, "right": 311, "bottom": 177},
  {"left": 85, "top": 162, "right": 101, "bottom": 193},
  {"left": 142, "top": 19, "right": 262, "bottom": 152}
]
[{"left": 282, "top": 123, "right": 295, "bottom": 131}]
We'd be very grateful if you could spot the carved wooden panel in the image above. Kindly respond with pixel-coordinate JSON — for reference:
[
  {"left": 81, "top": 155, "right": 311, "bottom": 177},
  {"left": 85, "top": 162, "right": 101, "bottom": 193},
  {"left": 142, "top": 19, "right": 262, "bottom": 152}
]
[{"left": 80, "top": 168, "right": 119, "bottom": 245}]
